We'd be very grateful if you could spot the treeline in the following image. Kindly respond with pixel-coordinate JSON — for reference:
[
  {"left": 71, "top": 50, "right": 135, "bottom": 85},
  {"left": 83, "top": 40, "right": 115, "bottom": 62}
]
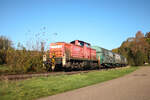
[
  {"left": 112, "top": 31, "right": 150, "bottom": 66},
  {"left": 0, "top": 36, "right": 46, "bottom": 73}
]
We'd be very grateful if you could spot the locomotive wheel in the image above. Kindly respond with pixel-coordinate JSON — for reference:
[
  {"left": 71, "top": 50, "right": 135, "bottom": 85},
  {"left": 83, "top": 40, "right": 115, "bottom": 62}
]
[{"left": 64, "top": 67, "right": 72, "bottom": 72}]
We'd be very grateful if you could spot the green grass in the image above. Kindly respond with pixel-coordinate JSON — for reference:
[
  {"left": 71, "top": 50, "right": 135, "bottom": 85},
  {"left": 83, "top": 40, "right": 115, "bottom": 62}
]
[
  {"left": 0, "top": 65, "right": 11, "bottom": 75},
  {"left": 0, "top": 65, "right": 10, "bottom": 71},
  {"left": 0, "top": 66, "right": 138, "bottom": 100}
]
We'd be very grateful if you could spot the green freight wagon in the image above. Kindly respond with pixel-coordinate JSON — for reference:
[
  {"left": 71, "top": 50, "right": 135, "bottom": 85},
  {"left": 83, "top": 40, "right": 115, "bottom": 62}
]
[{"left": 91, "top": 46, "right": 115, "bottom": 67}]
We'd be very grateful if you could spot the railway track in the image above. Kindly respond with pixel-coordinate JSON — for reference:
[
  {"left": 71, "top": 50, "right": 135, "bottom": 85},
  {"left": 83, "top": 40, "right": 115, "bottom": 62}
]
[
  {"left": 0, "top": 70, "right": 93, "bottom": 80},
  {"left": 0, "top": 66, "right": 127, "bottom": 81}
]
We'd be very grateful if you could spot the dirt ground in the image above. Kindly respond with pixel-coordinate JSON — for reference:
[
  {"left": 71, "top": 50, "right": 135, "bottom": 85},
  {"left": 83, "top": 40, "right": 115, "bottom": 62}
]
[{"left": 38, "top": 67, "right": 150, "bottom": 100}]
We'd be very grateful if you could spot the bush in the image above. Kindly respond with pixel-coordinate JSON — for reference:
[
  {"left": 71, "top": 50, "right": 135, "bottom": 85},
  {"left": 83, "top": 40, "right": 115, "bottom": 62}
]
[
  {"left": 6, "top": 48, "right": 46, "bottom": 73},
  {"left": 24, "top": 52, "right": 44, "bottom": 72},
  {"left": 0, "top": 35, "right": 47, "bottom": 74},
  {"left": 0, "top": 36, "right": 12, "bottom": 65},
  {"left": 0, "top": 50, "right": 6, "bottom": 64}
]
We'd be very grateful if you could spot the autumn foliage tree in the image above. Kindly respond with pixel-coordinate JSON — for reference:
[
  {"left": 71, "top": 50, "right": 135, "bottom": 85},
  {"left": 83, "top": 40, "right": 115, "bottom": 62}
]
[
  {"left": 113, "top": 31, "right": 150, "bottom": 66},
  {"left": 145, "top": 32, "right": 150, "bottom": 63}
]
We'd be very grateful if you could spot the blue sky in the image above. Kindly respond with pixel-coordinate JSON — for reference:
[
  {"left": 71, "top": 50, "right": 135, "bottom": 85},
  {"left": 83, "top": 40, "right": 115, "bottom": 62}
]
[{"left": 0, "top": 0, "right": 150, "bottom": 50}]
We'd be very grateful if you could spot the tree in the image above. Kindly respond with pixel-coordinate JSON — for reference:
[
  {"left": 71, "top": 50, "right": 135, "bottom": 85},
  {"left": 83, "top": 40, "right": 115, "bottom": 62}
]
[
  {"left": 112, "top": 48, "right": 119, "bottom": 53},
  {"left": 0, "top": 36, "right": 13, "bottom": 64},
  {"left": 130, "top": 31, "right": 149, "bottom": 63},
  {"left": 135, "top": 31, "right": 144, "bottom": 39},
  {"left": 145, "top": 32, "right": 150, "bottom": 63},
  {"left": 145, "top": 32, "right": 150, "bottom": 38},
  {"left": 0, "top": 36, "right": 12, "bottom": 50},
  {"left": 134, "top": 50, "right": 144, "bottom": 66},
  {"left": 115, "top": 31, "right": 149, "bottom": 66}
]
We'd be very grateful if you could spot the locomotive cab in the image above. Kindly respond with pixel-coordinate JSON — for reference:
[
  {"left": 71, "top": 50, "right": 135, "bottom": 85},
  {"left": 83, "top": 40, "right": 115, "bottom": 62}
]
[{"left": 70, "top": 40, "right": 91, "bottom": 48}]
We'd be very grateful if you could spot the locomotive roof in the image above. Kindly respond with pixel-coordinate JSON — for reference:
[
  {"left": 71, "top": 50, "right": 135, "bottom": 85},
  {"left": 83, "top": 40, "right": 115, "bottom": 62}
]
[{"left": 70, "top": 40, "right": 91, "bottom": 45}]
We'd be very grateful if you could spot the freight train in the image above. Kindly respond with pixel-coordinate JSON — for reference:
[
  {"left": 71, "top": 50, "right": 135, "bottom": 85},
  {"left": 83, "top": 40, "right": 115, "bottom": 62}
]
[{"left": 43, "top": 40, "right": 127, "bottom": 71}]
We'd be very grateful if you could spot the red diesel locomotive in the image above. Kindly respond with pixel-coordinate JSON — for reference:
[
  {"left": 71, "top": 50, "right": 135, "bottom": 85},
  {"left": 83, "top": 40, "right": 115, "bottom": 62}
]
[{"left": 44, "top": 40, "right": 100, "bottom": 71}]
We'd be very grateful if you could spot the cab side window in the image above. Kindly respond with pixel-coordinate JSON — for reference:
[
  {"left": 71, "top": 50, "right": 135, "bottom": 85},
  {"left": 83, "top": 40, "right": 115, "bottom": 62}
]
[{"left": 79, "top": 42, "right": 84, "bottom": 46}]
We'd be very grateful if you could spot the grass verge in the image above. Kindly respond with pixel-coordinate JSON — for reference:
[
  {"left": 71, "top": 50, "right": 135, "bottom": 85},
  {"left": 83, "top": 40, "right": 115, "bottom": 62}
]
[
  {"left": 0, "top": 65, "right": 11, "bottom": 75},
  {"left": 0, "top": 66, "right": 138, "bottom": 100},
  {"left": 0, "top": 65, "right": 10, "bottom": 71}
]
